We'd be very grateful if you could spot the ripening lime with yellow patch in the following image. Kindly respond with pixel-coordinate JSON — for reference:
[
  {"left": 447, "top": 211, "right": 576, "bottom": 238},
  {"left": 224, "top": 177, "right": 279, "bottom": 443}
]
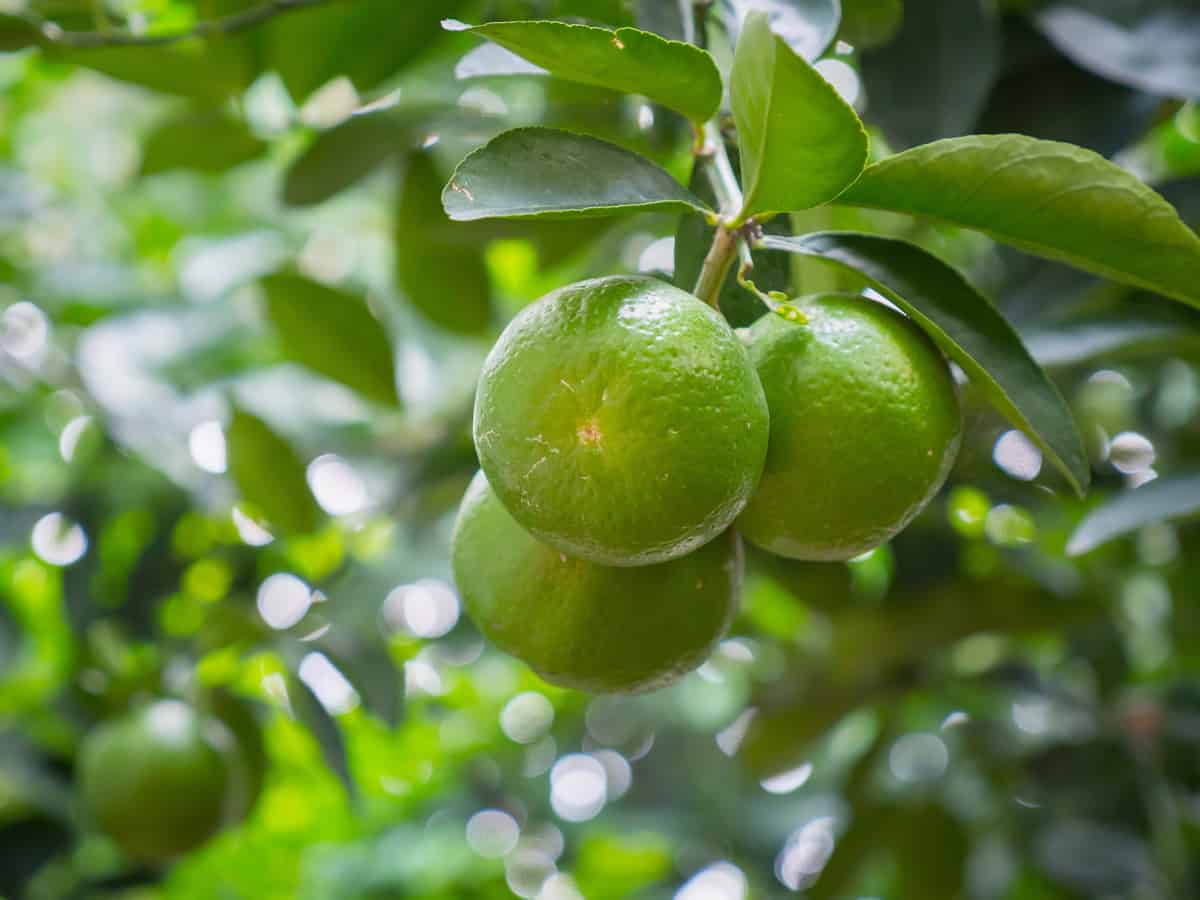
[
  {"left": 453, "top": 471, "right": 741, "bottom": 694},
  {"left": 473, "top": 275, "right": 769, "bottom": 567},
  {"left": 737, "top": 294, "right": 962, "bottom": 561}
]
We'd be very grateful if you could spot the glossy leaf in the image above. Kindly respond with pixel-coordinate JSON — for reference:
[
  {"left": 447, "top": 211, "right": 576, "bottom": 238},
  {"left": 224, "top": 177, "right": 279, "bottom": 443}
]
[
  {"left": 226, "top": 408, "right": 320, "bottom": 535},
  {"left": 441, "top": 127, "right": 710, "bottom": 221},
  {"left": 719, "top": 0, "right": 842, "bottom": 61},
  {"left": 446, "top": 19, "right": 721, "bottom": 124},
  {"left": 140, "top": 109, "right": 266, "bottom": 176},
  {"left": 1036, "top": 3, "right": 1200, "bottom": 100},
  {"left": 860, "top": 0, "right": 999, "bottom": 148},
  {"left": 837, "top": 134, "right": 1200, "bottom": 308},
  {"left": 260, "top": 273, "right": 400, "bottom": 407},
  {"left": 761, "top": 231, "right": 1090, "bottom": 494},
  {"left": 730, "top": 11, "right": 869, "bottom": 219},
  {"left": 397, "top": 153, "right": 491, "bottom": 334},
  {"left": 1067, "top": 474, "right": 1200, "bottom": 556}
]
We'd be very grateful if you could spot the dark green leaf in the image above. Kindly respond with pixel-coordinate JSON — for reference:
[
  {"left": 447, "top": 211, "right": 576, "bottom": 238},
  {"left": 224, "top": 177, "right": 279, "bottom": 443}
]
[
  {"left": 730, "top": 11, "right": 869, "bottom": 219},
  {"left": 266, "top": 0, "right": 467, "bottom": 101},
  {"left": 860, "top": 0, "right": 999, "bottom": 148},
  {"left": 719, "top": 0, "right": 842, "bottom": 61},
  {"left": 315, "top": 631, "right": 402, "bottom": 728},
  {"left": 46, "top": 42, "right": 254, "bottom": 103},
  {"left": 837, "top": 0, "right": 902, "bottom": 48},
  {"left": 1035, "top": 3, "right": 1200, "bottom": 100},
  {"left": 397, "top": 153, "right": 491, "bottom": 334},
  {"left": 891, "top": 804, "right": 968, "bottom": 898},
  {"left": 260, "top": 273, "right": 400, "bottom": 407},
  {"left": 1068, "top": 473, "right": 1200, "bottom": 556},
  {"left": 285, "top": 673, "right": 355, "bottom": 798},
  {"left": 837, "top": 134, "right": 1200, "bottom": 308},
  {"left": 446, "top": 18, "right": 722, "bottom": 124},
  {"left": 283, "top": 110, "right": 413, "bottom": 207},
  {"left": 226, "top": 408, "right": 321, "bottom": 535},
  {"left": 761, "top": 231, "right": 1090, "bottom": 494},
  {"left": 442, "top": 127, "right": 710, "bottom": 221},
  {"left": 140, "top": 108, "right": 266, "bottom": 176},
  {"left": 0, "top": 13, "right": 39, "bottom": 51},
  {"left": 1022, "top": 306, "right": 1200, "bottom": 368}
]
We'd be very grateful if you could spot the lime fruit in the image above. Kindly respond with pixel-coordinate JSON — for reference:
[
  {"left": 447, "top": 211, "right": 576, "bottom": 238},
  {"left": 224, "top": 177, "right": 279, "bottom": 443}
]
[
  {"left": 473, "top": 275, "right": 769, "bottom": 567},
  {"left": 737, "top": 295, "right": 961, "bottom": 561},
  {"left": 452, "top": 471, "right": 742, "bottom": 694},
  {"left": 78, "top": 700, "right": 230, "bottom": 861}
]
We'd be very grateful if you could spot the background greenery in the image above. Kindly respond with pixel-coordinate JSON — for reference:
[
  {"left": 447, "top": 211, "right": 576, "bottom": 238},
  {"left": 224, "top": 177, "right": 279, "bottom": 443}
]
[{"left": 1, "top": 0, "right": 1199, "bottom": 898}]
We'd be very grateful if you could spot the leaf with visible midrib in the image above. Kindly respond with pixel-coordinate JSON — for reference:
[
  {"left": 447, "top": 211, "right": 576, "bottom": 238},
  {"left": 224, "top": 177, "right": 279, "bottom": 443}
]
[
  {"left": 837, "top": 134, "right": 1200, "bottom": 309},
  {"left": 226, "top": 409, "right": 320, "bottom": 535},
  {"left": 261, "top": 273, "right": 400, "bottom": 407},
  {"left": 1067, "top": 474, "right": 1200, "bottom": 556},
  {"left": 730, "top": 11, "right": 869, "bottom": 220},
  {"left": 446, "top": 18, "right": 722, "bottom": 125},
  {"left": 442, "top": 127, "right": 710, "bottom": 221},
  {"left": 761, "top": 231, "right": 1090, "bottom": 495}
]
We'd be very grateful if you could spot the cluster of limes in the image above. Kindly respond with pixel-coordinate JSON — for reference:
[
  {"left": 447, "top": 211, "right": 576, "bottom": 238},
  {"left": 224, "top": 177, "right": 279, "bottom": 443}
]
[
  {"left": 77, "top": 699, "right": 263, "bottom": 862},
  {"left": 454, "top": 275, "right": 961, "bottom": 694}
]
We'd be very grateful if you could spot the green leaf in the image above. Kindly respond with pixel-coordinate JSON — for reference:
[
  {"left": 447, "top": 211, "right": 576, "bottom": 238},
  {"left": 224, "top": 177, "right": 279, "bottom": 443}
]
[
  {"left": 397, "top": 153, "right": 491, "bottom": 334},
  {"left": 285, "top": 673, "right": 355, "bottom": 798},
  {"left": 837, "top": 134, "right": 1200, "bottom": 308},
  {"left": 719, "top": 0, "right": 842, "bottom": 61},
  {"left": 1035, "top": 3, "right": 1200, "bottom": 101},
  {"left": 446, "top": 18, "right": 722, "bottom": 124},
  {"left": 260, "top": 273, "right": 399, "bottom": 407},
  {"left": 837, "top": 0, "right": 902, "bottom": 49},
  {"left": 0, "top": 14, "right": 39, "bottom": 51},
  {"left": 860, "top": 0, "right": 999, "bottom": 148},
  {"left": 761, "top": 231, "right": 1090, "bottom": 494},
  {"left": 442, "top": 127, "right": 710, "bottom": 221},
  {"left": 730, "top": 11, "right": 869, "bottom": 219},
  {"left": 282, "top": 109, "right": 416, "bottom": 207},
  {"left": 140, "top": 108, "right": 266, "bottom": 176},
  {"left": 226, "top": 408, "right": 321, "bottom": 535},
  {"left": 1067, "top": 474, "right": 1200, "bottom": 556},
  {"left": 1022, "top": 306, "right": 1200, "bottom": 369},
  {"left": 266, "top": 0, "right": 467, "bottom": 101},
  {"left": 46, "top": 42, "right": 254, "bottom": 103}
]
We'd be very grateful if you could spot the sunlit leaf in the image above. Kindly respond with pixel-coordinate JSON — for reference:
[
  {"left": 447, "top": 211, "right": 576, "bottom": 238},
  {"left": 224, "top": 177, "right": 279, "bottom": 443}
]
[
  {"left": 730, "top": 11, "right": 869, "bottom": 219},
  {"left": 761, "top": 231, "right": 1090, "bottom": 494},
  {"left": 140, "top": 108, "right": 266, "bottom": 176},
  {"left": 226, "top": 408, "right": 320, "bottom": 535},
  {"left": 260, "top": 273, "right": 400, "bottom": 407},
  {"left": 442, "top": 127, "right": 710, "bottom": 221},
  {"left": 1036, "top": 3, "right": 1200, "bottom": 100},
  {"left": 1068, "top": 474, "right": 1200, "bottom": 556},
  {"left": 285, "top": 673, "right": 355, "bottom": 798},
  {"left": 838, "top": 134, "right": 1200, "bottom": 308},
  {"left": 446, "top": 18, "right": 722, "bottom": 124}
]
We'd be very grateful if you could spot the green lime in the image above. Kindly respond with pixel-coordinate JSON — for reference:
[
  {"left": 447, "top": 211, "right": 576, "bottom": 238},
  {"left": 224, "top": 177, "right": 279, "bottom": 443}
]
[
  {"left": 453, "top": 471, "right": 741, "bottom": 694},
  {"left": 474, "top": 275, "right": 769, "bottom": 567},
  {"left": 737, "top": 295, "right": 961, "bottom": 561},
  {"left": 78, "top": 700, "right": 230, "bottom": 861}
]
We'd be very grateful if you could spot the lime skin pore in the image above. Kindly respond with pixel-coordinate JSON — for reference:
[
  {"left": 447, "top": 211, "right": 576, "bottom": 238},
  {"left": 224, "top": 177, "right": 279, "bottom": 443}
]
[
  {"left": 473, "top": 275, "right": 769, "bottom": 567},
  {"left": 453, "top": 471, "right": 742, "bottom": 695}
]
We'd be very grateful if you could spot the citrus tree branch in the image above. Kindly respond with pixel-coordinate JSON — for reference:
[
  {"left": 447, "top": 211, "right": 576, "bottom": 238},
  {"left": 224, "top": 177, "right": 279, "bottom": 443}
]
[
  {"left": 693, "top": 120, "right": 747, "bottom": 307},
  {"left": 24, "top": 0, "right": 340, "bottom": 49}
]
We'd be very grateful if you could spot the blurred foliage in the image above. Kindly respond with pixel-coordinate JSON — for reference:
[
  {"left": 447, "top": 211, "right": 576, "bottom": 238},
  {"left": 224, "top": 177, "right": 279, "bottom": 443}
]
[{"left": 0, "top": 0, "right": 1198, "bottom": 899}]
